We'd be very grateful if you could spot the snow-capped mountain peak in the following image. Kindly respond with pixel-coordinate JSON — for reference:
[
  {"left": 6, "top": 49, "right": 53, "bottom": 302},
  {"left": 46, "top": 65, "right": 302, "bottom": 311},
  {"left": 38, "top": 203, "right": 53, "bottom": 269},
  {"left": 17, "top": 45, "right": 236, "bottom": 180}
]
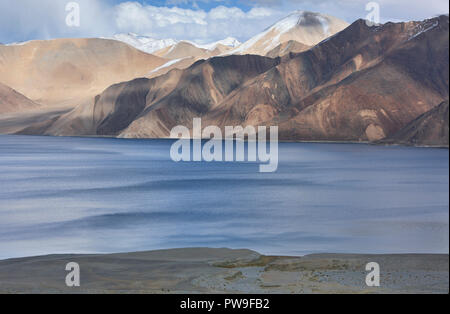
[
  {"left": 111, "top": 33, "right": 178, "bottom": 54},
  {"left": 111, "top": 33, "right": 241, "bottom": 54},
  {"left": 229, "top": 11, "right": 349, "bottom": 55}
]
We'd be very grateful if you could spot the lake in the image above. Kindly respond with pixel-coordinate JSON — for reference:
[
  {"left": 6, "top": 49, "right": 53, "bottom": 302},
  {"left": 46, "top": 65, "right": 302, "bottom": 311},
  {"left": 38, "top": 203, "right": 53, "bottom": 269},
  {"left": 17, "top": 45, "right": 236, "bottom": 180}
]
[{"left": 0, "top": 135, "right": 448, "bottom": 259}]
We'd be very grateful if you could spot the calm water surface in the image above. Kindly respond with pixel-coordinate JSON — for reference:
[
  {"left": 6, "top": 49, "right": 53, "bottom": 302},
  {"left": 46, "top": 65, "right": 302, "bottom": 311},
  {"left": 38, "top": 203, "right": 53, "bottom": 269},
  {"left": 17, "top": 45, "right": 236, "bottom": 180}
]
[{"left": 0, "top": 135, "right": 448, "bottom": 259}]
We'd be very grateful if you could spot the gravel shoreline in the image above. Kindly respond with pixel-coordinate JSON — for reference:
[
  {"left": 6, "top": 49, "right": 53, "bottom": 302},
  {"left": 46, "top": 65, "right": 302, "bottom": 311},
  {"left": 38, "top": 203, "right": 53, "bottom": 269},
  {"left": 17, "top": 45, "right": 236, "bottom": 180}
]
[{"left": 0, "top": 248, "right": 448, "bottom": 294}]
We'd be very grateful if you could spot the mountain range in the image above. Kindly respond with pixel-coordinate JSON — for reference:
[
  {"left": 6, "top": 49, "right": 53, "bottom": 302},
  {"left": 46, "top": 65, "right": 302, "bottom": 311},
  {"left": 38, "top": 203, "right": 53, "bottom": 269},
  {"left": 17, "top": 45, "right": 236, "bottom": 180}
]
[
  {"left": 0, "top": 11, "right": 448, "bottom": 147},
  {"left": 111, "top": 33, "right": 241, "bottom": 55}
]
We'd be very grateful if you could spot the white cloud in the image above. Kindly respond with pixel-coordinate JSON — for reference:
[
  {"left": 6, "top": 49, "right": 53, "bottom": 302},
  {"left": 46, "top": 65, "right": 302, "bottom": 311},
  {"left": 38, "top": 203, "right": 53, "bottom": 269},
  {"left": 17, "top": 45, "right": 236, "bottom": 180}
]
[
  {"left": 248, "top": 7, "right": 275, "bottom": 18},
  {"left": 209, "top": 6, "right": 246, "bottom": 19},
  {"left": 115, "top": 2, "right": 208, "bottom": 31},
  {"left": 0, "top": 0, "right": 114, "bottom": 43},
  {"left": 113, "top": 2, "right": 282, "bottom": 43}
]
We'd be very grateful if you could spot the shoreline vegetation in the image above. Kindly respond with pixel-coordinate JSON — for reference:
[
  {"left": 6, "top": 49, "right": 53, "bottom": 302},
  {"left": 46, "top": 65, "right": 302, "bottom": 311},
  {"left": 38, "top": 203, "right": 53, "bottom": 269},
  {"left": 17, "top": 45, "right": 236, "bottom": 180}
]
[{"left": 0, "top": 248, "right": 448, "bottom": 294}]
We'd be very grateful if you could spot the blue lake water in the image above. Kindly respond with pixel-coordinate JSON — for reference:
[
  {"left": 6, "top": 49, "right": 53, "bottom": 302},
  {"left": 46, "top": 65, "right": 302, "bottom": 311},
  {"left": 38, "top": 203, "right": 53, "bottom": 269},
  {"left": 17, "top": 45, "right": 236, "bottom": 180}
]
[{"left": 0, "top": 135, "right": 448, "bottom": 259}]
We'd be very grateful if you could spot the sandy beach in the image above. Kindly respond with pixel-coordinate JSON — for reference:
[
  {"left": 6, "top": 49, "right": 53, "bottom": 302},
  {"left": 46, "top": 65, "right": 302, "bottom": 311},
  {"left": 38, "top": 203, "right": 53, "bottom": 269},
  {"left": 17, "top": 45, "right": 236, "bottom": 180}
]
[{"left": 0, "top": 248, "right": 448, "bottom": 294}]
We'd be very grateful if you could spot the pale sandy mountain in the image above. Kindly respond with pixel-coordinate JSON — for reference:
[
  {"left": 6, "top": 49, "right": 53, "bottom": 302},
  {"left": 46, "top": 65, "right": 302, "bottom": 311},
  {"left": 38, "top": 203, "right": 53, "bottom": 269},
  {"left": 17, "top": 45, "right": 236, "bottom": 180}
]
[
  {"left": 210, "top": 43, "right": 234, "bottom": 56},
  {"left": 0, "top": 82, "right": 39, "bottom": 114},
  {"left": 0, "top": 38, "right": 166, "bottom": 106},
  {"left": 265, "top": 40, "right": 310, "bottom": 58},
  {"left": 228, "top": 11, "right": 349, "bottom": 56}
]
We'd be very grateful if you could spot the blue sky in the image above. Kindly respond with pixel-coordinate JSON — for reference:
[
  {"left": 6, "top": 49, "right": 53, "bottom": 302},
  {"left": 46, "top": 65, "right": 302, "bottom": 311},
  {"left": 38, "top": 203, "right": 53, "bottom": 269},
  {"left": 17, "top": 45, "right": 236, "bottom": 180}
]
[{"left": 0, "top": 0, "right": 448, "bottom": 44}]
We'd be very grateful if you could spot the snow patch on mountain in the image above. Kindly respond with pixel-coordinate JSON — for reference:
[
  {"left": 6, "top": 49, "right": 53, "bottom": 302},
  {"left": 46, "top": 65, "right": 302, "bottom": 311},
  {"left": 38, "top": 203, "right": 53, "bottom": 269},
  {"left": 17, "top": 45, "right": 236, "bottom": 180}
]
[
  {"left": 111, "top": 33, "right": 178, "bottom": 54},
  {"left": 149, "top": 57, "right": 188, "bottom": 74},
  {"left": 191, "top": 37, "right": 241, "bottom": 50},
  {"left": 408, "top": 20, "right": 440, "bottom": 40}
]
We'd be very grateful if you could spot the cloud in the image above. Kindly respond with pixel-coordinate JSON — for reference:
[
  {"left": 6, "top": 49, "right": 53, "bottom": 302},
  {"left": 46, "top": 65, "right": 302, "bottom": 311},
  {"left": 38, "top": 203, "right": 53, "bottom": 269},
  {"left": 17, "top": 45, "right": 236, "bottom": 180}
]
[
  {"left": 0, "top": 0, "right": 282, "bottom": 44},
  {"left": 208, "top": 6, "right": 246, "bottom": 19},
  {"left": 0, "top": 0, "right": 114, "bottom": 43},
  {"left": 115, "top": 2, "right": 208, "bottom": 31},
  {"left": 113, "top": 2, "right": 282, "bottom": 43}
]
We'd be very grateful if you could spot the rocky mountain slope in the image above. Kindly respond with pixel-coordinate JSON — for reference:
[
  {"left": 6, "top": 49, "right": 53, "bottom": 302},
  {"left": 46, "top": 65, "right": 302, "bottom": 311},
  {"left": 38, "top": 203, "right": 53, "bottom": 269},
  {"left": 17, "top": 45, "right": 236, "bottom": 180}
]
[
  {"left": 274, "top": 16, "right": 449, "bottom": 142},
  {"left": 25, "top": 55, "right": 280, "bottom": 137},
  {"left": 380, "top": 100, "right": 449, "bottom": 146},
  {"left": 266, "top": 40, "right": 311, "bottom": 58}
]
